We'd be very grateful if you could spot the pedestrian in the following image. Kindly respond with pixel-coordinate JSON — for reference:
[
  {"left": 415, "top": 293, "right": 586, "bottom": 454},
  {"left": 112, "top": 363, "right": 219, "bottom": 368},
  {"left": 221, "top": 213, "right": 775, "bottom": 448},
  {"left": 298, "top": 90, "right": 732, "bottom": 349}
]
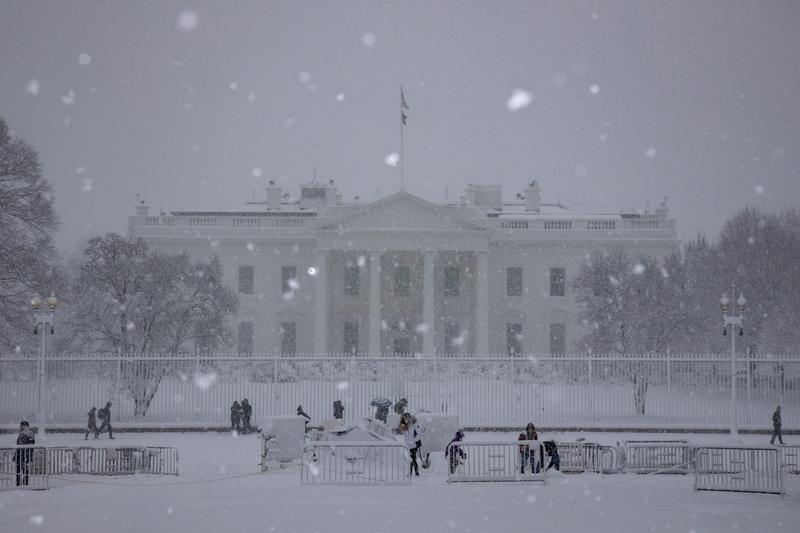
[
  {"left": 241, "top": 399, "right": 252, "bottom": 433},
  {"left": 84, "top": 407, "right": 98, "bottom": 440},
  {"left": 297, "top": 404, "right": 311, "bottom": 424},
  {"left": 543, "top": 440, "right": 560, "bottom": 471},
  {"left": 96, "top": 401, "right": 114, "bottom": 439},
  {"left": 445, "top": 430, "right": 467, "bottom": 475},
  {"left": 230, "top": 401, "right": 242, "bottom": 432},
  {"left": 518, "top": 422, "right": 539, "bottom": 474},
  {"left": 15, "top": 420, "right": 35, "bottom": 486},
  {"left": 399, "top": 413, "right": 422, "bottom": 476},
  {"left": 770, "top": 405, "right": 784, "bottom": 445},
  {"left": 333, "top": 400, "right": 344, "bottom": 420},
  {"left": 394, "top": 397, "right": 408, "bottom": 416}
]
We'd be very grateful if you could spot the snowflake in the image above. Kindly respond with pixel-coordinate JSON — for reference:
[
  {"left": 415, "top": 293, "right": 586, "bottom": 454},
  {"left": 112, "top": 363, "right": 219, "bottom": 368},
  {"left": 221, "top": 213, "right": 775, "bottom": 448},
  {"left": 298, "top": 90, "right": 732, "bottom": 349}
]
[{"left": 507, "top": 89, "right": 533, "bottom": 111}]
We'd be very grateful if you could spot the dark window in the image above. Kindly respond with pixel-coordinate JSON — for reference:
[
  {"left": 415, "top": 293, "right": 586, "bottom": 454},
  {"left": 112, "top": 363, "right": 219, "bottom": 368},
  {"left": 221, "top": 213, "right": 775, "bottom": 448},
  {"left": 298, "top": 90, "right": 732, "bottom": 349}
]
[
  {"left": 281, "top": 266, "right": 297, "bottom": 295},
  {"left": 344, "top": 322, "right": 359, "bottom": 355},
  {"left": 507, "top": 267, "right": 522, "bottom": 296},
  {"left": 239, "top": 265, "right": 254, "bottom": 294},
  {"left": 393, "top": 337, "right": 411, "bottom": 354},
  {"left": 507, "top": 323, "right": 523, "bottom": 355},
  {"left": 444, "top": 266, "right": 460, "bottom": 297},
  {"left": 238, "top": 321, "right": 254, "bottom": 354},
  {"left": 550, "top": 267, "right": 565, "bottom": 297},
  {"left": 280, "top": 322, "right": 296, "bottom": 356},
  {"left": 444, "top": 322, "right": 460, "bottom": 354},
  {"left": 549, "top": 323, "right": 566, "bottom": 354},
  {"left": 344, "top": 265, "right": 360, "bottom": 296},
  {"left": 394, "top": 266, "right": 410, "bottom": 296}
]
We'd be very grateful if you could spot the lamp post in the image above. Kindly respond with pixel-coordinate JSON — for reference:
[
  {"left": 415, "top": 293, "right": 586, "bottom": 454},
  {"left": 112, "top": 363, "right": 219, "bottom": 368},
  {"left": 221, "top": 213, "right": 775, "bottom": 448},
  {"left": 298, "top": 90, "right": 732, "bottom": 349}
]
[
  {"left": 720, "top": 287, "right": 745, "bottom": 436},
  {"left": 32, "top": 294, "right": 57, "bottom": 435}
]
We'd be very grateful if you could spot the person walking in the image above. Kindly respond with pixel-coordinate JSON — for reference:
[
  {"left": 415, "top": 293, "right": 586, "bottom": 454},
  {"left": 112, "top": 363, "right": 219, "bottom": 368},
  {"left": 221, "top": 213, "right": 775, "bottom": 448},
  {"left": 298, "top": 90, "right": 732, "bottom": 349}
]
[
  {"left": 230, "top": 401, "right": 242, "bottom": 432},
  {"left": 15, "top": 420, "right": 36, "bottom": 486},
  {"left": 241, "top": 399, "right": 252, "bottom": 433},
  {"left": 400, "top": 413, "right": 421, "bottom": 476},
  {"left": 519, "top": 422, "right": 539, "bottom": 474},
  {"left": 84, "top": 407, "right": 98, "bottom": 440},
  {"left": 770, "top": 405, "right": 784, "bottom": 445},
  {"left": 96, "top": 401, "right": 114, "bottom": 439},
  {"left": 445, "top": 430, "right": 467, "bottom": 475}
]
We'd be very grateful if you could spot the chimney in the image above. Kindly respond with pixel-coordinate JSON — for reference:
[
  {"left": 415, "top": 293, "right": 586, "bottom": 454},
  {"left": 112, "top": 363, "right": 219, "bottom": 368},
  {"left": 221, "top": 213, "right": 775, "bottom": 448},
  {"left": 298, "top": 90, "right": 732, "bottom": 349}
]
[
  {"left": 266, "top": 180, "right": 282, "bottom": 210},
  {"left": 655, "top": 195, "right": 669, "bottom": 218},
  {"left": 524, "top": 180, "right": 540, "bottom": 212},
  {"left": 135, "top": 194, "right": 149, "bottom": 216}
]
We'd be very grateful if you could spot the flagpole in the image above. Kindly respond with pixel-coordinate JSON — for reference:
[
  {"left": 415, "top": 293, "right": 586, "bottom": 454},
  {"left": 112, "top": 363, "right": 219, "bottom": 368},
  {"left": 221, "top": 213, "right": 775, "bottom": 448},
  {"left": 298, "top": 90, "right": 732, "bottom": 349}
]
[{"left": 400, "top": 86, "right": 405, "bottom": 192}]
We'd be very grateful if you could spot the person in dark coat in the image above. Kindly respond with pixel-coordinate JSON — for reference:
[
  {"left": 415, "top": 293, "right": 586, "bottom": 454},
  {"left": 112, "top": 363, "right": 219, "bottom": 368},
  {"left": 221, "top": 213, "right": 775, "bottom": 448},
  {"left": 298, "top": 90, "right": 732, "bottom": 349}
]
[
  {"left": 770, "top": 405, "right": 784, "bottom": 445},
  {"left": 15, "top": 420, "right": 36, "bottom": 486},
  {"left": 230, "top": 401, "right": 242, "bottom": 431},
  {"left": 333, "top": 400, "right": 344, "bottom": 420},
  {"left": 241, "top": 399, "right": 252, "bottom": 433},
  {"left": 84, "top": 407, "right": 98, "bottom": 440},
  {"left": 445, "top": 430, "right": 467, "bottom": 475},
  {"left": 518, "top": 422, "right": 540, "bottom": 474},
  {"left": 543, "top": 441, "right": 560, "bottom": 471},
  {"left": 393, "top": 397, "right": 408, "bottom": 416},
  {"left": 297, "top": 405, "right": 311, "bottom": 423},
  {"left": 96, "top": 401, "right": 114, "bottom": 439}
]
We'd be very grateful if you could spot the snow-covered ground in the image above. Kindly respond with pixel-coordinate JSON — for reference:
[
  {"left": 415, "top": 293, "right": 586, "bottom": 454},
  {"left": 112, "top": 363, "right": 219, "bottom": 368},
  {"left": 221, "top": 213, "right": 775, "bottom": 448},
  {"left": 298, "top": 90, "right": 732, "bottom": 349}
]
[{"left": 1, "top": 430, "right": 797, "bottom": 533}]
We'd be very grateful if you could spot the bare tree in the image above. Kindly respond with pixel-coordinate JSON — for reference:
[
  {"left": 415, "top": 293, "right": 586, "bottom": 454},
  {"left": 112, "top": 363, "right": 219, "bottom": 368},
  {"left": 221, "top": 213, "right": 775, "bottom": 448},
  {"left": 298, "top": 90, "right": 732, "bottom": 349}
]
[
  {"left": 0, "top": 116, "right": 59, "bottom": 351},
  {"left": 574, "top": 249, "right": 695, "bottom": 414},
  {"left": 67, "top": 233, "right": 238, "bottom": 418}
]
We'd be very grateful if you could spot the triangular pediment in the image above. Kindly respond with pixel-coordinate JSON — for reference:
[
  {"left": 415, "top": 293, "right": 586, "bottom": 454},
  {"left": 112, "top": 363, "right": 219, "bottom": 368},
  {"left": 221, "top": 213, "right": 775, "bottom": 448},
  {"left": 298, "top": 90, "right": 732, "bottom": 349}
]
[{"left": 319, "top": 191, "right": 488, "bottom": 232}]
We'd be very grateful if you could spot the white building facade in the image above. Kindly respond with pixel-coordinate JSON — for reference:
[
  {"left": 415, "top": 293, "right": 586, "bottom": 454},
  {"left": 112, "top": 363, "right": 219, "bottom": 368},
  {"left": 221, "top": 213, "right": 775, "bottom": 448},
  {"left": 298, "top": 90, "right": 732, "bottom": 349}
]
[{"left": 128, "top": 182, "right": 678, "bottom": 355}]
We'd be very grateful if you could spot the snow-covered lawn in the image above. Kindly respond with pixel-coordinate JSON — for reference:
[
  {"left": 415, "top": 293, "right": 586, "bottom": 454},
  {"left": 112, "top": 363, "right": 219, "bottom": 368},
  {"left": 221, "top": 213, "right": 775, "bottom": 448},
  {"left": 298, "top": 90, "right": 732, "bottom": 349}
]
[{"left": 1, "top": 431, "right": 797, "bottom": 533}]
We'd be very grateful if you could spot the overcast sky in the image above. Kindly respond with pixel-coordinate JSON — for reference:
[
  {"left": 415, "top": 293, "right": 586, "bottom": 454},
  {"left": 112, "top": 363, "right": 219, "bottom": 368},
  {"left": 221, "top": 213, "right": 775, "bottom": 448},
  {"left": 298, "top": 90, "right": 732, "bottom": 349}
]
[{"left": 1, "top": 0, "right": 799, "bottom": 249}]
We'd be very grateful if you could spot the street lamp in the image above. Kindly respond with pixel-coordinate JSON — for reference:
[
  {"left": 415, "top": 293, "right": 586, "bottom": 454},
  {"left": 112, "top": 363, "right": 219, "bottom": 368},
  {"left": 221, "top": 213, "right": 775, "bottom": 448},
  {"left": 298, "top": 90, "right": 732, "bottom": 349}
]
[
  {"left": 32, "top": 293, "right": 57, "bottom": 435},
  {"left": 720, "top": 287, "right": 745, "bottom": 435}
]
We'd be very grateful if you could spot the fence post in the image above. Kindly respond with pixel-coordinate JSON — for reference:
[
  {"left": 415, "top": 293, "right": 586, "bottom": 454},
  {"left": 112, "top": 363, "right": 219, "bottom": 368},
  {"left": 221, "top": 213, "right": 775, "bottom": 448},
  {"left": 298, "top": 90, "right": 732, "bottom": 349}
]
[
  {"left": 116, "top": 353, "right": 122, "bottom": 423},
  {"left": 587, "top": 354, "right": 594, "bottom": 423},
  {"left": 272, "top": 353, "right": 278, "bottom": 416},
  {"left": 434, "top": 349, "right": 440, "bottom": 412},
  {"left": 745, "top": 354, "right": 751, "bottom": 427},
  {"left": 666, "top": 351, "right": 671, "bottom": 425},
  {"left": 195, "top": 353, "right": 201, "bottom": 424}
]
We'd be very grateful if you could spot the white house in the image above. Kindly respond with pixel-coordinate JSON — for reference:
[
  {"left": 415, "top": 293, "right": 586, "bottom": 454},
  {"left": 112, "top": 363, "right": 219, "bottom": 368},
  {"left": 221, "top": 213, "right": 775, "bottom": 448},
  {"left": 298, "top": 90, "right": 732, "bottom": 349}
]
[{"left": 128, "top": 181, "right": 678, "bottom": 355}]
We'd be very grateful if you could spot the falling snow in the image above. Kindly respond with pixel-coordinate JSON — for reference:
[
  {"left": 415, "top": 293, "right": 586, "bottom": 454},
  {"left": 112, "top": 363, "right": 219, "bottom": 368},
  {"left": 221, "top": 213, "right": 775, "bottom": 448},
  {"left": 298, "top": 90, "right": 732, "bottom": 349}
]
[{"left": 506, "top": 89, "right": 533, "bottom": 111}]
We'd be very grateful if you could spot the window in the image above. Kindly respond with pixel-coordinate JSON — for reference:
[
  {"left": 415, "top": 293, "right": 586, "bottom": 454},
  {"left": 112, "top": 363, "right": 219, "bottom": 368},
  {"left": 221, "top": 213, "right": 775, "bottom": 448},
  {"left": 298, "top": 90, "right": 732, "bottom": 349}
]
[
  {"left": 344, "top": 265, "right": 360, "bottom": 296},
  {"left": 280, "top": 322, "right": 296, "bottom": 356},
  {"left": 444, "top": 266, "right": 460, "bottom": 296},
  {"left": 549, "top": 323, "right": 566, "bottom": 354},
  {"left": 394, "top": 265, "right": 410, "bottom": 296},
  {"left": 238, "top": 265, "right": 254, "bottom": 294},
  {"left": 444, "top": 322, "right": 461, "bottom": 354},
  {"left": 550, "top": 267, "right": 565, "bottom": 297},
  {"left": 238, "top": 321, "right": 254, "bottom": 354},
  {"left": 393, "top": 337, "right": 411, "bottom": 354},
  {"left": 507, "top": 323, "right": 523, "bottom": 355},
  {"left": 507, "top": 267, "right": 522, "bottom": 296},
  {"left": 344, "top": 322, "right": 359, "bottom": 355},
  {"left": 281, "top": 266, "right": 297, "bottom": 295}
]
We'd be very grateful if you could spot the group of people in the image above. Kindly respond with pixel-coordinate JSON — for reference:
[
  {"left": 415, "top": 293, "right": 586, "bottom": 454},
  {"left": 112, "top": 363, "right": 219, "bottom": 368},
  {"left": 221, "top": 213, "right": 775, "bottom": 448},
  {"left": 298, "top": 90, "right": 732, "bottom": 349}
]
[
  {"left": 85, "top": 401, "right": 114, "bottom": 440},
  {"left": 230, "top": 399, "right": 253, "bottom": 433}
]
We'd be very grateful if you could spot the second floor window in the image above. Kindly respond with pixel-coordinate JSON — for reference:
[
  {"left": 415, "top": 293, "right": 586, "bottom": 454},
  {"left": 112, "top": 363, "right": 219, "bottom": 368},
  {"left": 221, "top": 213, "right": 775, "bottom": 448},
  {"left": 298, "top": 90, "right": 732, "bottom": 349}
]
[
  {"left": 507, "top": 267, "right": 522, "bottom": 296},
  {"left": 550, "top": 267, "right": 565, "bottom": 297},
  {"left": 444, "top": 266, "right": 460, "bottom": 296},
  {"left": 238, "top": 265, "right": 254, "bottom": 294},
  {"left": 344, "top": 265, "right": 360, "bottom": 296},
  {"left": 281, "top": 266, "right": 297, "bottom": 295},
  {"left": 394, "top": 265, "right": 410, "bottom": 296}
]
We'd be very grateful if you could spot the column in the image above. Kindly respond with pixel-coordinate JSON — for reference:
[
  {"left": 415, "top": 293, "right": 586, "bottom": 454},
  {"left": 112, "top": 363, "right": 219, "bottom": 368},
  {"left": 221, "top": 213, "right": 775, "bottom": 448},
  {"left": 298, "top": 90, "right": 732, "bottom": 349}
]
[
  {"left": 422, "top": 251, "right": 435, "bottom": 357},
  {"left": 476, "top": 251, "right": 489, "bottom": 355},
  {"left": 368, "top": 253, "right": 382, "bottom": 355},
  {"left": 313, "top": 250, "right": 328, "bottom": 354}
]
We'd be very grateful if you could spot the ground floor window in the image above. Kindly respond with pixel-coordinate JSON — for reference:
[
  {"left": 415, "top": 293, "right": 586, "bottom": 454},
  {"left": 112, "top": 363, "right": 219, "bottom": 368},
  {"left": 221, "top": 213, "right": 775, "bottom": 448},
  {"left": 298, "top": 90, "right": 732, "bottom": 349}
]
[
  {"left": 507, "top": 322, "right": 522, "bottom": 355},
  {"left": 238, "top": 321, "right": 254, "bottom": 354},
  {"left": 549, "top": 323, "right": 566, "bottom": 354},
  {"left": 280, "top": 322, "right": 296, "bottom": 355},
  {"left": 344, "top": 321, "right": 359, "bottom": 355}
]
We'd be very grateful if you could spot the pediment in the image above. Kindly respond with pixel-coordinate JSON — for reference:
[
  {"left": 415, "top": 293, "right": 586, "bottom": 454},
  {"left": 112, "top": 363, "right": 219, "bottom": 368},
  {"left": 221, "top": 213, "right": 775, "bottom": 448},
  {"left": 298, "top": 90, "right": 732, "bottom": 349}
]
[{"left": 319, "top": 191, "right": 488, "bottom": 232}]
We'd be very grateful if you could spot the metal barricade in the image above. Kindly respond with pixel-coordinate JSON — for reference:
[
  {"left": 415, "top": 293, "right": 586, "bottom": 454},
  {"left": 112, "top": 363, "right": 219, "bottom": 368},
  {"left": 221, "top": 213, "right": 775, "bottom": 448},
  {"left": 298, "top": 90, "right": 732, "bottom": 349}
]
[
  {"left": 301, "top": 441, "right": 410, "bottom": 485},
  {"left": 140, "top": 447, "right": 179, "bottom": 475},
  {"left": 75, "top": 446, "right": 144, "bottom": 475},
  {"left": 694, "top": 446, "right": 783, "bottom": 495},
  {"left": 447, "top": 440, "right": 548, "bottom": 483},
  {"left": 622, "top": 441, "right": 694, "bottom": 474},
  {"left": 0, "top": 447, "right": 48, "bottom": 491},
  {"left": 46, "top": 447, "right": 78, "bottom": 475},
  {"left": 556, "top": 442, "right": 619, "bottom": 474},
  {"left": 775, "top": 445, "right": 800, "bottom": 475}
]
